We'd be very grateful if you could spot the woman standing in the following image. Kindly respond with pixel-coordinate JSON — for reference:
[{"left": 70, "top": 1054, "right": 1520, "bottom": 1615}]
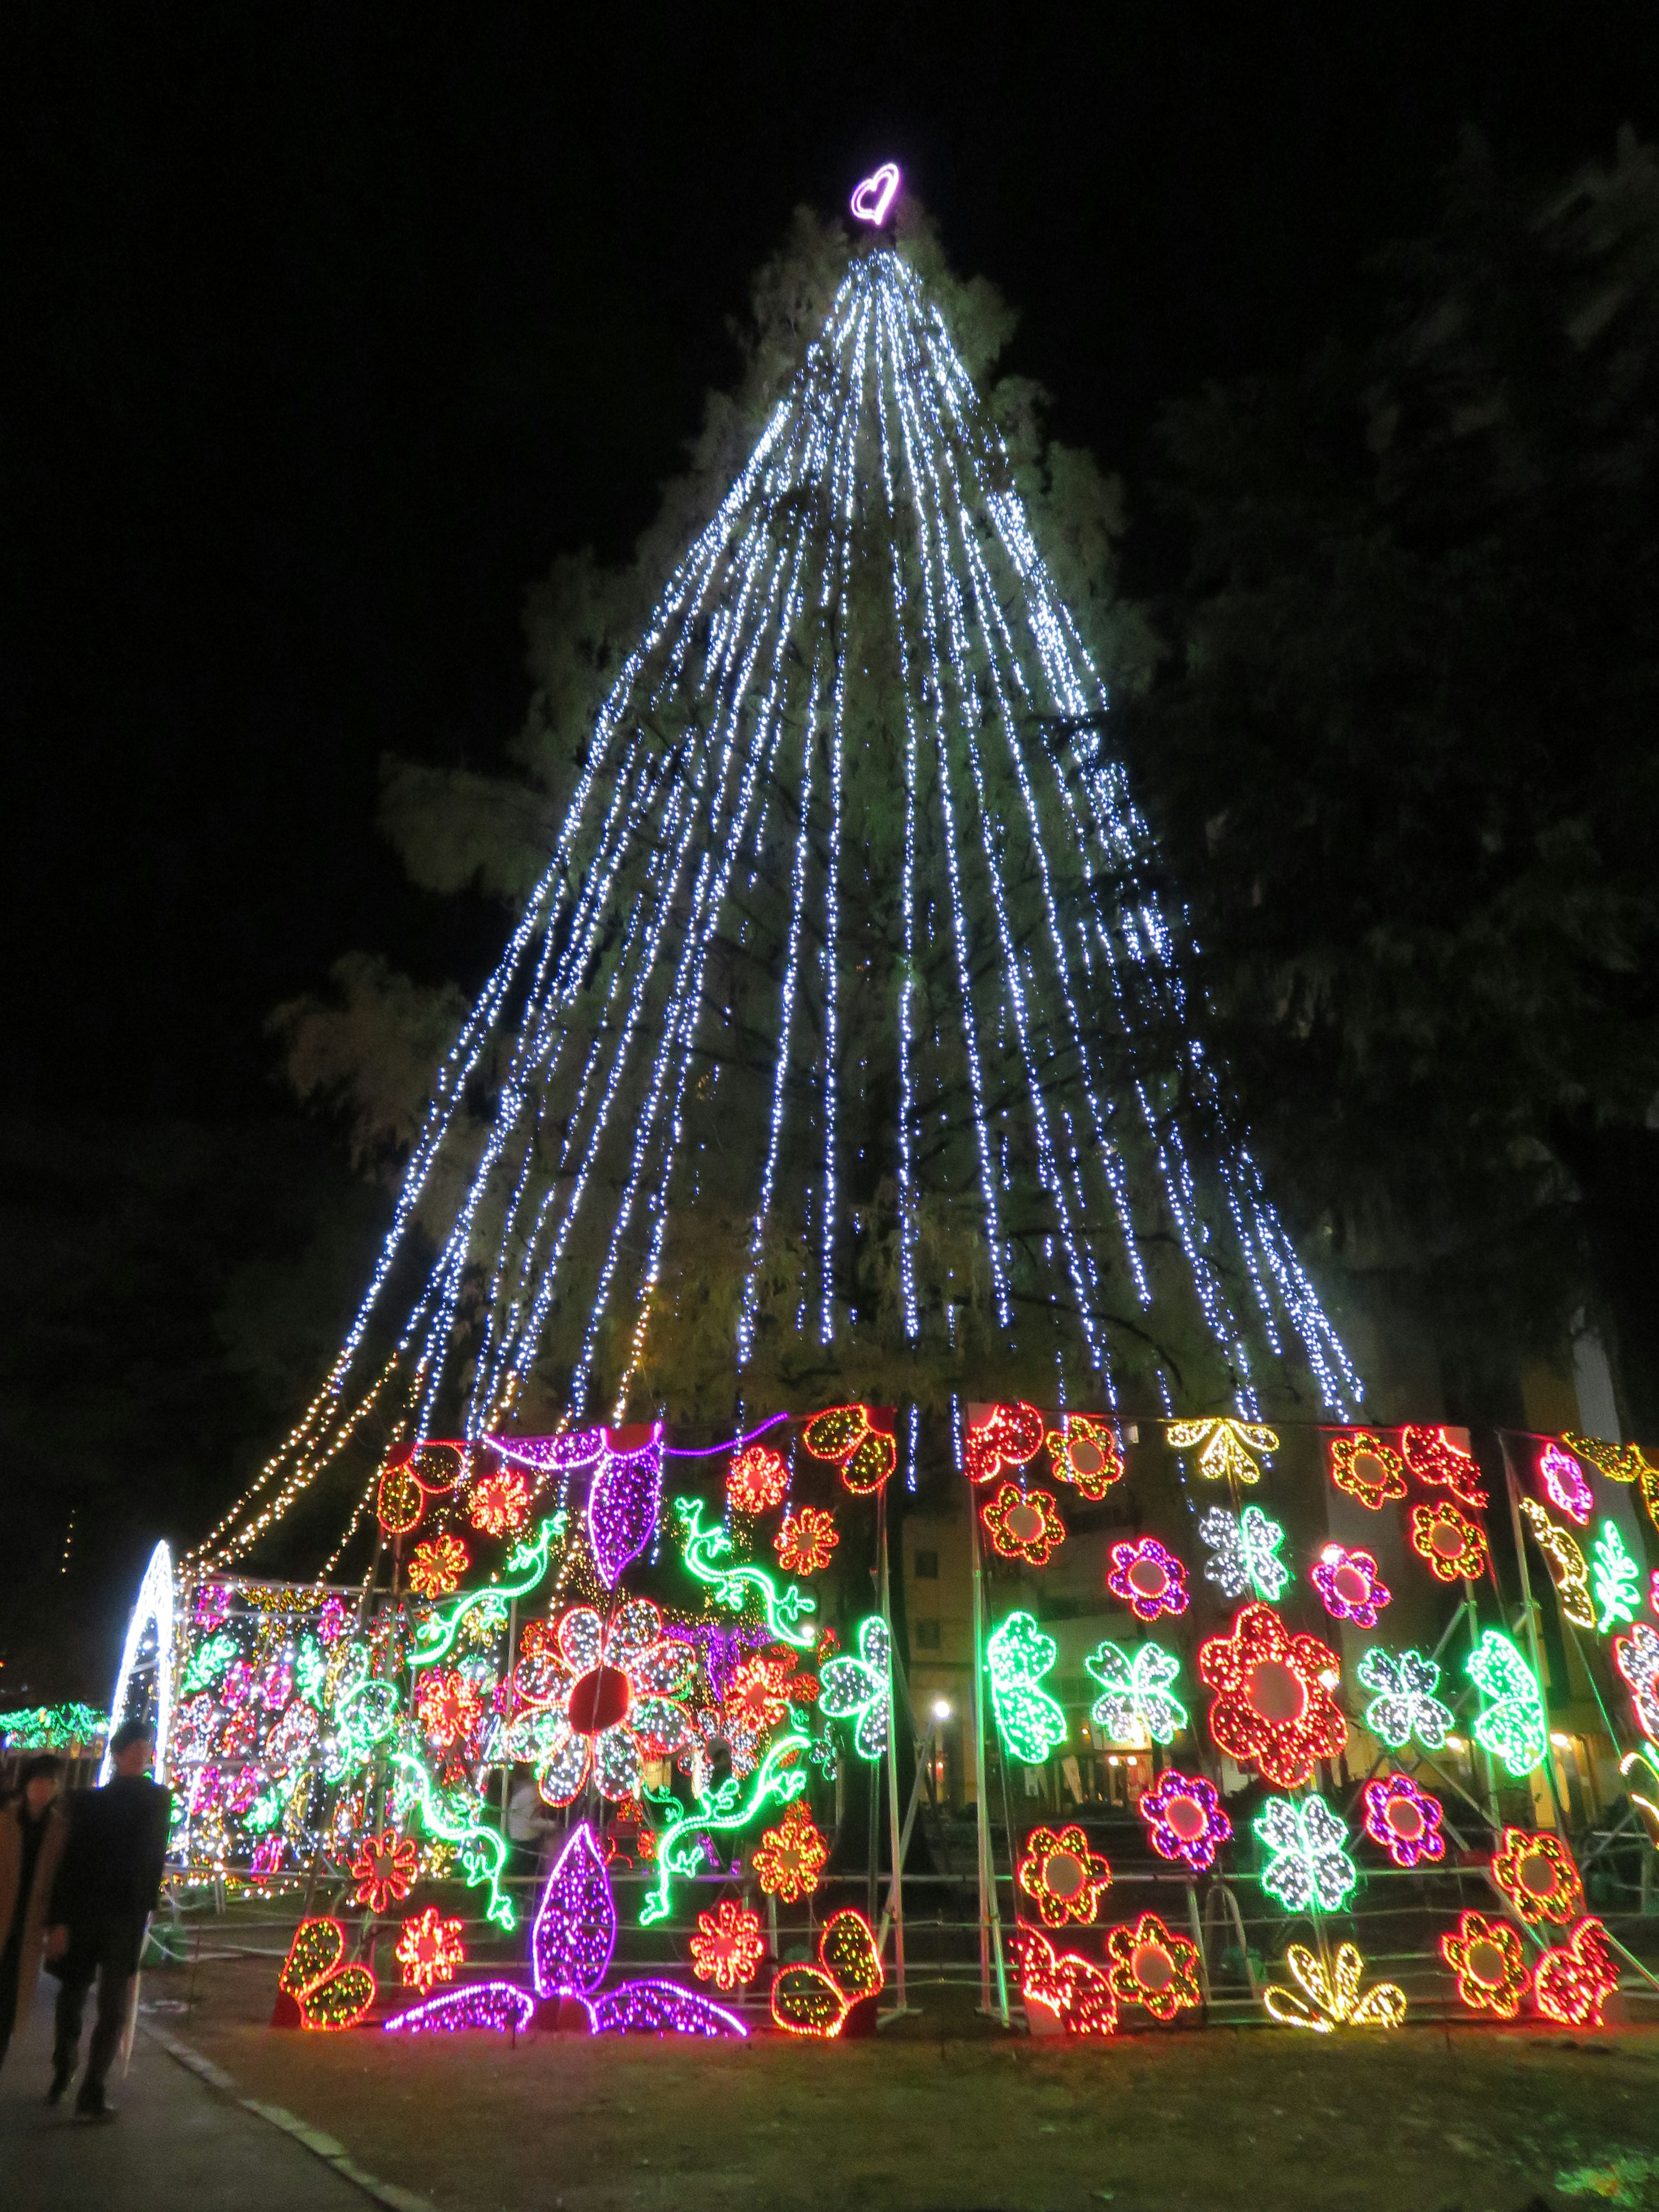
[{"left": 0, "top": 1753, "right": 67, "bottom": 2073}]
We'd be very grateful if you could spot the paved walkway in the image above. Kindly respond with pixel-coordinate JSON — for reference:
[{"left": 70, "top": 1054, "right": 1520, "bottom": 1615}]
[{"left": 0, "top": 1980, "right": 373, "bottom": 2212}]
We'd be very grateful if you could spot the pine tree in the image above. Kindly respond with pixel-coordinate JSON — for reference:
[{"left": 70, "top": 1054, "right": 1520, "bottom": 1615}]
[{"left": 219, "top": 196, "right": 1360, "bottom": 1568}]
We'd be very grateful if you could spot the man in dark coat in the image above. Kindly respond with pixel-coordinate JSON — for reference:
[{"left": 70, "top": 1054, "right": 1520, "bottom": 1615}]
[
  {"left": 44, "top": 1719, "right": 172, "bottom": 2120},
  {"left": 0, "top": 1753, "right": 67, "bottom": 2073}
]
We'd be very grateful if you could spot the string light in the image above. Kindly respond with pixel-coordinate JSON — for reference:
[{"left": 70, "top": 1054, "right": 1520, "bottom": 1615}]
[
  {"left": 1253, "top": 1793, "right": 1358, "bottom": 1913},
  {"left": 818, "top": 1615, "right": 892, "bottom": 1760},
  {"left": 1198, "top": 1505, "right": 1290, "bottom": 1603},
  {"left": 395, "top": 1907, "right": 466, "bottom": 1994},
  {"left": 1138, "top": 1770, "right": 1232, "bottom": 1872},
  {"left": 498, "top": 1598, "right": 694, "bottom": 1806},
  {"left": 980, "top": 1482, "right": 1068, "bottom": 1566},
  {"left": 1517, "top": 1497, "right": 1596, "bottom": 1630},
  {"left": 1465, "top": 1630, "right": 1548, "bottom": 1777},
  {"left": 1106, "top": 1536, "right": 1189, "bottom": 1622},
  {"left": 963, "top": 1403, "right": 1045, "bottom": 1485},
  {"left": 1400, "top": 1426, "right": 1486, "bottom": 1506},
  {"left": 1537, "top": 1441, "right": 1592, "bottom": 1526},
  {"left": 775, "top": 1506, "right": 837, "bottom": 1576},
  {"left": 1613, "top": 1622, "right": 1659, "bottom": 1741},
  {"left": 408, "top": 1534, "right": 470, "bottom": 1597},
  {"left": 1103, "top": 1913, "right": 1202, "bottom": 2022},
  {"left": 638, "top": 1731, "right": 809, "bottom": 1928},
  {"left": 1591, "top": 1518, "right": 1643, "bottom": 1632},
  {"left": 1165, "top": 1417, "right": 1278, "bottom": 1486},
  {"left": 727, "top": 1443, "right": 790, "bottom": 1516},
  {"left": 1045, "top": 1414, "right": 1124, "bottom": 1498},
  {"left": 384, "top": 1982, "right": 534, "bottom": 2034},
  {"left": 985, "top": 1610, "right": 1068, "bottom": 1764},
  {"left": 1532, "top": 1919, "right": 1621, "bottom": 2030},
  {"left": 750, "top": 1800, "right": 830, "bottom": 1900},
  {"left": 0, "top": 1703, "right": 107, "bottom": 1751},
  {"left": 532, "top": 1821, "right": 614, "bottom": 1997},
  {"left": 1440, "top": 1910, "right": 1530, "bottom": 2019},
  {"left": 1310, "top": 1544, "right": 1390, "bottom": 1627},
  {"left": 1327, "top": 1431, "right": 1407, "bottom": 1511},
  {"left": 592, "top": 1981, "right": 747, "bottom": 2038},
  {"left": 1017, "top": 1824, "right": 1113, "bottom": 1927},
  {"left": 467, "top": 1470, "right": 531, "bottom": 1535},
  {"left": 1083, "top": 1638, "right": 1187, "bottom": 1745},
  {"left": 350, "top": 1832, "right": 419, "bottom": 1915},
  {"left": 849, "top": 161, "right": 901, "bottom": 225},
  {"left": 1409, "top": 1499, "right": 1490, "bottom": 1583},
  {"left": 1490, "top": 1828, "right": 1585, "bottom": 1927},
  {"left": 1262, "top": 1942, "right": 1405, "bottom": 2031},
  {"left": 690, "top": 1900, "right": 766, "bottom": 1991},
  {"left": 1360, "top": 1775, "right": 1445, "bottom": 1867},
  {"left": 675, "top": 1496, "right": 817, "bottom": 1650},
  {"left": 1014, "top": 1928, "right": 1118, "bottom": 2037},
  {"left": 1198, "top": 1605, "right": 1346, "bottom": 1788},
  {"left": 100, "top": 1541, "right": 173, "bottom": 1783},
  {"left": 1356, "top": 1646, "right": 1454, "bottom": 1752}
]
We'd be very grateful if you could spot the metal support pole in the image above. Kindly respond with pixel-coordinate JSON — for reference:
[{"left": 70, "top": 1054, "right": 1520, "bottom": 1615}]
[
  {"left": 968, "top": 1506, "right": 1009, "bottom": 2024},
  {"left": 877, "top": 1492, "right": 908, "bottom": 2010},
  {"left": 1497, "top": 1434, "right": 1570, "bottom": 1832}
]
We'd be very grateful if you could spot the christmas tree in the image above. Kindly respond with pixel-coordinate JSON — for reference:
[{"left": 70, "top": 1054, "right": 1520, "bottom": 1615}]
[{"left": 203, "top": 174, "right": 1359, "bottom": 1571}]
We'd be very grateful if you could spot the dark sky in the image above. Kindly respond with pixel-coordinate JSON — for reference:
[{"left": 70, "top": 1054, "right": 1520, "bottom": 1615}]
[{"left": 11, "top": 4, "right": 1659, "bottom": 1127}]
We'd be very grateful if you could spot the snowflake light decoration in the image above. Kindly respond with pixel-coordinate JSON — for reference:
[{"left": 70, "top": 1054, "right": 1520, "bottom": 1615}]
[
  {"left": 1134, "top": 1779, "right": 1227, "bottom": 1885},
  {"left": 1044, "top": 1413, "right": 1124, "bottom": 1499},
  {"left": 468, "top": 1471, "right": 531, "bottom": 1536},
  {"left": 1440, "top": 1909, "right": 1530, "bottom": 2019},
  {"left": 1537, "top": 1441, "right": 1592, "bottom": 1526},
  {"left": 1263, "top": 1941, "right": 1405, "bottom": 2032},
  {"left": 1017, "top": 1824, "right": 1112, "bottom": 1927},
  {"left": 1401, "top": 1425, "right": 1486, "bottom": 1506},
  {"left": 1519, "top": 1497, "right": 1596, "bottom": 1630},
  {"left": 1198, "top": 1505, "right": 1290, "bottom": 1602},
  {"left": 1311, "top": 1545, "right": 1391, "bottom": 1627},
  {"left": 1198, "top": 1604, "right": 1346, "bottom": 1788},
  {"left": 1357, "top": 1646, "right": 1454, "bottom": 1752},
  {"left": 981, "top": 1481, "right": 1068, "bottom": 1566},
  {"left": 690, "top": 1900, "right": 766, "bottom": 1992},
  {"left": 1361, "top": 1775, "right": 1445, "bottom": 1868},
  {"left": 1592, "top": 1519, "right": 1643, "bottom": 1633},
  {"left": 775, "top": 1506, "right": 837, "bottom": 1577},
  {"left": 1328, "top": 1430, "right": 1407, "bottom": 1510},
  {"left": 1103, "top": 1913, "right": 1202, "bottom": 2022},
  {"left": 750, "top": 1800, "right": 829, "bottom": 1901},
  {"left": 1533, "top": 1917, "right": 1621, "bottom": 2029},
  {"left": 350, "top": 1830, "right": 419, "bottom": 1914},
  {"left": 394, "top": 1906, "right": 465, "bottom": 1994},
  {"left": 1614, "top": 1622, "right": 1659, "bottom": 1741},
  {"left": 963, "top": 1402, "right": 1046, "bottom": 1485},
  {"left": 1410, "top": 1498, "right": 1489, "bottom": 1583},
  {"left": 727, "top": 1443, "right": 790, "bottom": 1516},
  {"left": 1491, "top": 1828, "right": 1585, "bottom": 1926},
  {"left": 1466, "top": 1630, "right": 1548, "bottom": 1777},
  {"left": 1106, "top": 1536, "right": 1189, "bottom": 1623},
  {"left": 499, "top": 1598, "right": 694, "bottom": 1805},
  {"left": 1016, "top": 1928, "right": 1117, "bottom": 2037},
  {"left": 1084, "top": 1639, "right": 1187, "bottom": 1745},
  {"left": 818, "top": 1615, "right": 892, "bottom": 1761},
  {"left": 1254, "top": 1793, "right": 1357, "bottom": 1913}
]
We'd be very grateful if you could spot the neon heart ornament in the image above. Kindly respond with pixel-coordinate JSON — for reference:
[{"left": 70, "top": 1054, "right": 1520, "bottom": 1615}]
[{"left": 850, "top": 162, "right": 900, "bottom": 226}]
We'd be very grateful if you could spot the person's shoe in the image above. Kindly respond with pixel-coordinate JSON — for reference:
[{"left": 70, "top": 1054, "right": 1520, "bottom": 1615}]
[
  {"left": 46, "top": 2063, "right": 73, "bottom": 2106},
  {"left": 73, "top": 2086, "right": 116, "bottom": 2122}
]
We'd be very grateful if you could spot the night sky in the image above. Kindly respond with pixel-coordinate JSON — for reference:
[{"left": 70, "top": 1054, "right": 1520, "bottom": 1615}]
[{"left": 6, "top": 6, "right": 1658, "bottom": 1686}]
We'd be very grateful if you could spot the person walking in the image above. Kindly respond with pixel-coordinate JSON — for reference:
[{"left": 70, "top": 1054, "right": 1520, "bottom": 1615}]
[
  {"left": 44, "top": 1719, "right": 172, "bottom": 2120},
  {"left": 0, "top": 1753, "right": 67, "bottom": 2074}
]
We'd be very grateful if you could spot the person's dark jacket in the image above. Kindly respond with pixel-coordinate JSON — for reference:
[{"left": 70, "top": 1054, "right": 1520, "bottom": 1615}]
[{"left": 48, "top": 1775, "right": 171, "bottom": 1931}]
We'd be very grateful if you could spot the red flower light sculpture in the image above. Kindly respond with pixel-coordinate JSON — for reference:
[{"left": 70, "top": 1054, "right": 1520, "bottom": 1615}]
[
  {"left": 1106, "top": 1536, "right": 1189, "bottom": 1623},
  {"left": 1016, "top": 1928, "right": 1117, "bottom": 2037},
  {"left": 1361, "top": 1775, "right": 1445, "bottom": 1869},
  {"left": 1311, "top": 1544, "right": 1391, "bottom": 1628},
  {"left": 727, "top": 1443, "right": 790, "bottom": 1516},
  {"left": 981, "top": 1482, "right": 1067, "bottom": 1567},
  {"left": 395, "top": 1906, "right": 466, "bottom": 1994},
  {"left": 1017, "top": 1824, "right": 1112, "bottom": 1928},
  {"left": 1409, "top": 1498, "right": 1489, "bottom": 1583},
  {"left": 350, "top": 1831, "right": 419, "bottom": 1915},
  {"left": 1045, "top": 1414, "right": 1124, "bottom": 1499},
  {"left": 1327, "top": 1430, "right": 1407, "bottom": 1511},
  {"left": 1197, "top": 1605, "right": 1347, "bottom": 1789},
  {"left": 1103, "top": 1912, "right": 1202, "bottom": 2023},
  {"left": 413, "top": 1668, "right": 486, "bottom": 1750},
  {"left": 1440, "top": 1910, "right": 1531, "bottom": 2020},
  {"left": 467, "top": 1471, "right": 531, "bottom": 1536},
  {"left": 1490, "top": 1828, "right": 1585, "bottom": 1927},
  {"left": 690, "top": 1900, "right": 766, "bottom": 1992},
  {"left": 407, "top": 1532, "right": 470, "bottom": 1597},
  {"left": 1402, "top": 1425, "right": 1486, "bottom": 1507},
  {"left": 1533, "top": 1918, "right": 1621, "bottom": 2029},
  {"left": 751, "top": 1801, "right": 830, "bottom": 1901},
  {"left": 775, "top": 1505, "right": 837, "bottom": 1576},
  {"left": 964, "top": 1402, "right": 1045, "bottom": 1485},
  {"left": 499, "top": 1598, "right": 694, "bottom": 1805},
  {"left": 1137, "top": 1769, "right": 1232, "bottom": 1872},
  {"left": 726, "top": 1648, "right": 817, "bottom": 1740}
]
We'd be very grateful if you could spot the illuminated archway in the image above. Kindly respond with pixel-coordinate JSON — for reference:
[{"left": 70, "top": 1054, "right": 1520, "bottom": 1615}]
[{"left": 99, "top": 1541, "right": 174, "bottom": 1783}]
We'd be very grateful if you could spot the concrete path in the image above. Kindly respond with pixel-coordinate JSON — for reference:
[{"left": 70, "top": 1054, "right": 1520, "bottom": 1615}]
[{"left": 0, "top": 1980, "right": 375, "bottom": 2212}]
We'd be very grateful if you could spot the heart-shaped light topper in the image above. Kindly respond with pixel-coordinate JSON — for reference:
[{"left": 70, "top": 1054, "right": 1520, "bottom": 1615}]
[{"left": 850, "top": 162, "right": 900, "bottom": 227}]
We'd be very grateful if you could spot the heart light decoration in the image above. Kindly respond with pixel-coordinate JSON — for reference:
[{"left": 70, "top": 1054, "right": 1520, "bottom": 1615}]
[{"left": 849, "top": 162, "right": 900, "bottom": 227}]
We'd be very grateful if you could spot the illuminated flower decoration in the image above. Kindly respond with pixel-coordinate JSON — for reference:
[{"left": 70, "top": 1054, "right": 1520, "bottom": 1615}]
[
  {"left": 751, "top": 1800, "right": 830, "bottom": 1901},
  {"left": 1440, "top": 1910, "right": 1530, "bottom": 2019},
  {"left": 394, "top": 1906, "right": 465, "bottom": 1994},
  {"left": 1592, "top": 1519, "right": 1643, "bottom": 1633},
  {"left": 1103, "top": 1912, "right": 1201, "bottom": 2022},
  {"left": 1565, "top": 1431, "right": 1659, "bottom": 1486},
  {"left": 719, "top": 1647, "right": 818, "bottom": 1771},
  {"left": 1254, "top": 1794, "right": 1358, "bottom": 1913},
  {"left": 818, "top": 1615, "right": 892, "bottom": 1761},
  {"left": 1401, "top": 1425, "right": 1486, "bottom": 1506},
  {"left": 770, "top": 1908, "right": 884, "bottom": 2038},
  {"left": 318, "top": 1596, "right": 350, "bottom": 1644},
  {"left": 499, "top": 1599, "right": 695, "bottom": 1805},
  {"left": 1491, "top": 1828, "right": 1585, "bottom": 1927},
  {"left": 802, "top": 1404, "right": 896, "bottom": 1496},
  {"left": 1017, "top": 1824, "right": 1112, "bottom": 1927},
  {"left": 1016, "top": 1928, "right": 1117, "bottom": 2037},
  {"left": 1518, "top": 1498, "right": 1596, "bottom": 1629},
  {"left": 1328, "top": 1430, "right": 1407, "bottom": 1510},
  {"left": 1311, "top": 1545, "right": 1391, "bottom": 1628},
  {"left": 1198, "top": 1604, "right": 1346, "bottom": 1789},
  {"left": 1410, "top": 1498, "right": 1489, "bottom": 1583},
  {"left": 1361, "top": 1775, "right": 1445, "bottom": 1869},
  {"left": 1045, "top": 1414, "right": 1124, "bottom": 1499},
  {"left": 985, "top": 1610, "right": 1067, "bottom": 1765},
  {"left": 1106, "top": 1536, "right": 1189, "bottom": 1623},
  {"left": 467, "top": 1471, "right": 531, "bottom": 1537},
  {"left": 408, "top": 1533, "right": 470, "bottom": 1598},
  {"left": 350, "top": 1830, "right": 419, "bottom": 1914},
  {"left": 1538, "top": 1441, "right": 1592, "bottom": 1526},
  {"left": 727, "top": 1443, "right": 790, "bottom": 1516},
  {"left": 279, "top": 1916, "right": 376, "bottom": 2031},
  {"left": 1533, "top": 1918, "right": 1621, "bottom": 2030},
  {"left": 1614, "top": 1622, "right": 1659, "bottom": 1742},
  {"left": 1466, "top": 1630, "right": 1548, "bottom": 1777},
  {"left": 690, "top": 1900, "right": 766, "bottom": 1992},
  {"left": 1138, "top": 1769, "right": 1232, "bottom": 1872},
  {"left": 1264, "top": 1942, "right": 1405, "bottom": 2032},
  {"left": 1084, "top": 1639, "right": 1187, "bottom": 1745},
  {"left": 193, "top": 1582, "right": 232, "bottom": 1631},
  {"left": 1652, "top": 1570, "right": 1659, "bottom": 1619},
  {"left": 1357, "top": 1645, "right": 1454, "bottom": 1752},
  {"left": 1166, "top": 1416, "right": 1278, "bottom": 1487},
  {"left": 1198, "top": 1504, "right": 1290, "bottom": 1602},
  {"left": 981, "top": 1481, "right": 1067, "bottom": 1566},
  {"left": 775, "top": 1506, "right": 837, "bottom": 1577},
  {"left": 413, "top": 1667, "right": 486, "bottom": 1750},
  {"left": 963, "top": 1402, "right": 1045, "bottom": 1485}
]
